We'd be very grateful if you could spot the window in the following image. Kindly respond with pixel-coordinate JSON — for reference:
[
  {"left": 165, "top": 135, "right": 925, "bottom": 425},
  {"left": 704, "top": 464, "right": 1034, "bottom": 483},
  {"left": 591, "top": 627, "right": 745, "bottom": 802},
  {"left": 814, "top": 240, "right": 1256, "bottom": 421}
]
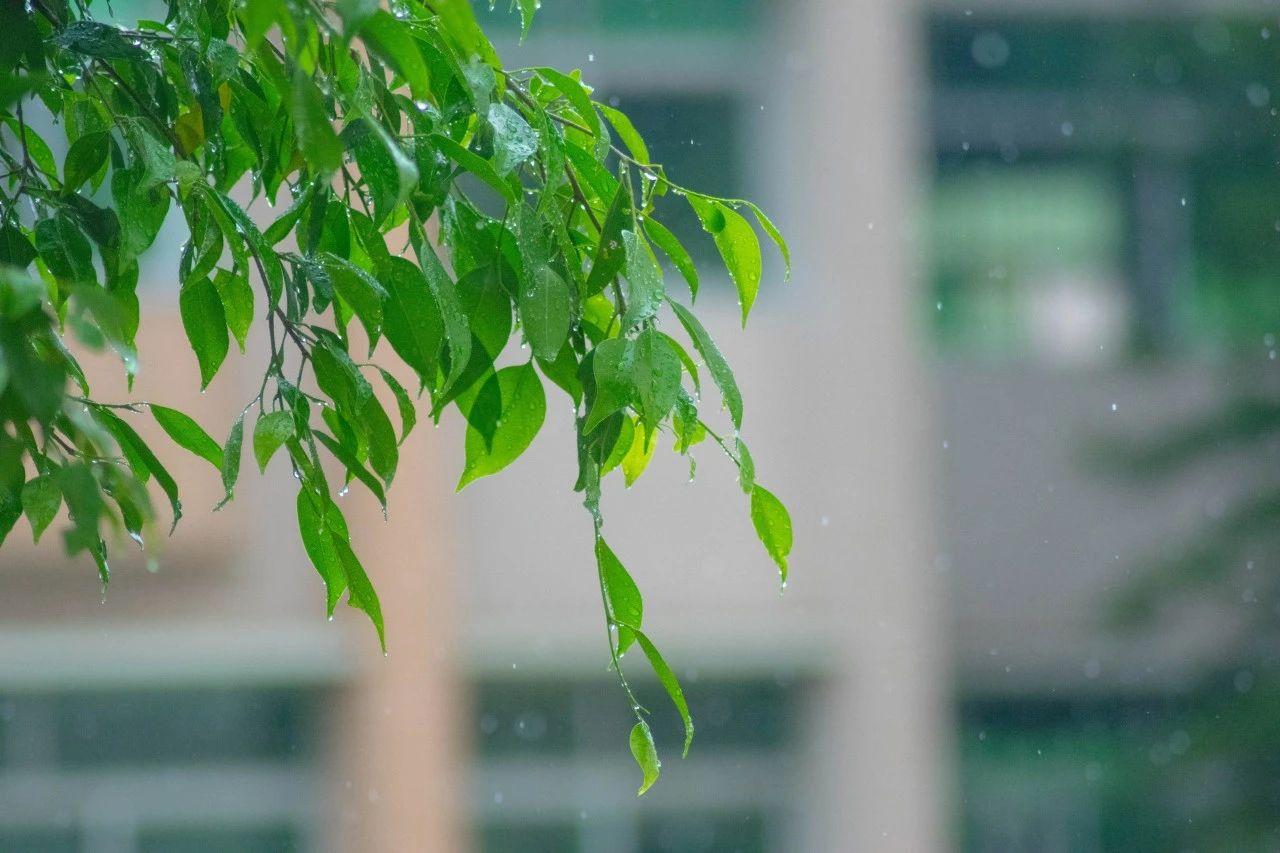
[
  {"left": 0, "top": 688, "right": 322, "bottom": 852},
  {"left": 927, "top": 13, "right": 1280, "bottom": 357},
  {"left": 472, "top": 677, "right": 799, "bottom": 853}
]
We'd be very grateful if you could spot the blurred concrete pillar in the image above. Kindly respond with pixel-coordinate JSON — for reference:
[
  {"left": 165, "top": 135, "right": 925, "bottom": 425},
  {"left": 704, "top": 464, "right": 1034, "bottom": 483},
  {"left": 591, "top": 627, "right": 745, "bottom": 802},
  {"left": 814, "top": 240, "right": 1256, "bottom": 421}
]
[
  {"left": 789, "top": 0, "right": 952, "bottom": 850},
  {"left": 328, "top": 370, "right": 468, "bottom": 853}
]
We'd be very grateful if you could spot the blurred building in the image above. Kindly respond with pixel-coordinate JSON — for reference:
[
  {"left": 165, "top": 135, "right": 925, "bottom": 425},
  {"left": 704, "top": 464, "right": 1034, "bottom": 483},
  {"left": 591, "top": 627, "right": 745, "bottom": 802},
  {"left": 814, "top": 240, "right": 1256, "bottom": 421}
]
[{"left": 7, "top": 0, "right": 1280, "bottom": 851}]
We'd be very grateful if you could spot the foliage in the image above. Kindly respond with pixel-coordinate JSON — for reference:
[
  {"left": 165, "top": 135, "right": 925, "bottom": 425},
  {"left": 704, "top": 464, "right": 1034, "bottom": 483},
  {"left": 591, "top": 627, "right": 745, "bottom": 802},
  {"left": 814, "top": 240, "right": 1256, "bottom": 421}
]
[
  {"left": 1093, "top": 382, "right": 1280, "bottom": 845},
  {"left": 0, "top": 0, "right": 792, "bottom": 791}
]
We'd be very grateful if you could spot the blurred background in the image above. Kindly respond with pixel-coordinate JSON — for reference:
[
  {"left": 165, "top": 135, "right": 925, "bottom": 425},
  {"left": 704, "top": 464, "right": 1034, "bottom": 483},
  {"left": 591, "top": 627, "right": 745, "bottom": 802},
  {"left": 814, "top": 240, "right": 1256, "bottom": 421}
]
[{"left": 6, "top": 0, "right": 1280, "bottom": 850}]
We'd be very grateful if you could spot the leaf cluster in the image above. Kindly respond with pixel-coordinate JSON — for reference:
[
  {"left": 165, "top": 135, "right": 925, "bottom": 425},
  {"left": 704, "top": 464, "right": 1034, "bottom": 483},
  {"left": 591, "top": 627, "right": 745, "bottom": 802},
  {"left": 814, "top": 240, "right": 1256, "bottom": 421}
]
[{"left": 0, "top": 0, "right": 792, "bottom": 791}]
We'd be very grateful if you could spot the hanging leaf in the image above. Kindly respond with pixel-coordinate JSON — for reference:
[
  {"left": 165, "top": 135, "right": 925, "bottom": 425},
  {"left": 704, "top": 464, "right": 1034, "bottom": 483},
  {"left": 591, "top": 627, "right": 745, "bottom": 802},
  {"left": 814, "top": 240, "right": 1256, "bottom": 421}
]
[
  {"left": 151, "top": 405, "right": 224, "bottom": 470},
  {"left": 457, "top": 363, "right": 546, "bottom": 490},
  {"left": 750, "top": 484, "right": 792, "bottom": 584},
  {"left": 669, "top": 300, "right": 742, "bottom": 430},
  {"left": 21, "top": 475, "right": 61, "bottom": 544},
  {"left": 253, "top": 411, "right": 296, "bottom": 472},
  {"left": 629, "top": 720, "right": 660, "bottom": 796},
  {"left": 179, "top": 277, "right": 230, "bottom": 390},
  {"left": 519, "top": 265, "right": 571, "bottom": 361},
  {"left": 290, "top": 68, "right": 343, "bottom": 176},
  {"left": 688, "top": 196, "right": 762, "bottom": 326}
]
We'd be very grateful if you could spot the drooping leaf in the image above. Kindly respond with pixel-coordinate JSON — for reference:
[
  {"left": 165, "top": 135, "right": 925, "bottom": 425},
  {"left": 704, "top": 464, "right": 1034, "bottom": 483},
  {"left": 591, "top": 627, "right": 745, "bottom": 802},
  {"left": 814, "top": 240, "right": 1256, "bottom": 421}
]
[
  {"left": 345, "top": 119, "right": 419, "bottom": 226},
  {"left": 487, "top": 102, "right": 538, "bottom": 176},
  {"left": 620, "top": 230, "right": 664, "bottom": 330},
  {"left": 750, "top": 484, "right": 792, "bottom": 584},
  {"left": 179, "top": 277, "right": 229, "bottom": 390},
  {"left": 21, "top": 474, "right": 61, "bottom": 543},
  {"left": 94, "top": 408, "right": 183, "bottom": 534},
  {"left": 584, "top": 337, "right": 634, "bottom": 434},
  {"left": 357, "top": 10, "right": 432, "bottom": 102},
  {"left": 519, "top": 265, "right": 570, "bottom": 361},
  {"left": 644, "top": 218, "right": 699, "bottom": 300},
  {"left": 290, "top": 68, "right": 343, "bottom": 176},
  {"left": 669, "top": 300, "right": 742, "bottom": 430},
  {"left": 688, "top": 196, "right": 762, "bottom": 326},
  {"left": 212, "top": 269, "right": 254, "bottom": 352},
  {"left": 595, "top": 536, "right": 643, "bottom": 656},
  {"left": 629, "top": 720, "right": 660, "bottom": 797},
  {"left": 621, "top": 420, "right": 657, "bottom": 488},
  {"left": 633, "top": 630, "right": 695, "bottom": 756},
  {"left": 151, "top": 405, "right": 223, "bottom": 471},
  {"left": 457, "top": 363, "right": 546, "bottom": 490},
  {"left": 62, "top": 131, "right": 109, "bottom": 196},
  {"left": 630, "top": 328, "right": 680, "bottom": 433},
  {"left": 379, "top": 256, "right": 444, "bottom": 385},
  {"left": 253, "top": 411, "right": 296, "bottom": 472},
  {"left": 218, "top": 413, "right": 245, "bottom": 509}
]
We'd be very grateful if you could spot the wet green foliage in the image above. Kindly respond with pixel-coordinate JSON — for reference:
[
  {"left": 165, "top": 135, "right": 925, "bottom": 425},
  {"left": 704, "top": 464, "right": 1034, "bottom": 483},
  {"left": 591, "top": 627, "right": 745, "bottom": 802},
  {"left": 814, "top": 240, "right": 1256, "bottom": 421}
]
[{"left": 0, "top": 0, "right": 791, "bottom": 790}]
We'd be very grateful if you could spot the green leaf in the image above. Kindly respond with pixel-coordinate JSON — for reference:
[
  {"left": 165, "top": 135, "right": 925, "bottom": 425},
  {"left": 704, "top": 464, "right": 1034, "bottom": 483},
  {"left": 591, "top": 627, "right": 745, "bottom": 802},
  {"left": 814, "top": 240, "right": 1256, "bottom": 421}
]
[
  {"left": 458, "top": 264, "right": 512, "bottom": 359},
  {"left": 416, "top": 240, "right": 471, "bottom": 396},
  {"left": 515, "top": 0, "right": 538, "bottom": 40},
  {"left": 238, "top": 0, "right": 279, "bottom": 50},
  {"left": 744, "top": 201, "right": 791, "bottom": 280},
  {"left": 212, "top": 269, "right": 254, "bottom": 353},
  {"left": 633, "top": 630, "right": 695, "bottom": 756},
  {"left": 0, "top": 224, "right": 36, "bottom": 269},
  {"left": 598, "top": 103, "right": 650, "bottom": 165},
  {"left": 253, "top": 411, "right": 295, "bottom": 472},
  {"left": 378, "top": 257, "right": 444, "bottom": 384},
  {"left": 375, "top": 367, "right": 417, "bottom": 444},
  {"left": 21, "top": 474, "right": 61, "bottom": 543},
  {"left": 151, "top": 405, "right": 223, "bottom": 470},
  {"left": 113, "top": 167, "right": 170, "bottom": 258},
  {"left": 534, "top": 67, "right": 601, "bottom": 138},
  {"left": 431, "top": 133, "right": 517, "bottom": 204},
  {"left": 750, "top": 485, "right": 792, "bottom": 584},
  {"left": 218, "top": 413, "right": 245, "bottom": 509},
  {"left": 621, "top": 421, "right": 657, "bottom": 488},
  {"left": 519, "top": 265, "right": 570, "bottom": 361},
  {"left": 362, "top": 392, "right": 399, "bottom": 486},
  {"left": 457, "top": 363, "right": 546, "bottom": 490},
  {"left": 296, "top": 489, "right": 348, "bottom": 615},
  {"left": 120, "top": 118, "right": 177, "bottom": 191},
  {"left": 735, "top": 436, "right": 756, "bottom": 494},
  {"left": 661, "top": 331, "right": 700, "bottom": 396},
  {"left": 290, "top": 68, "right": 343, "bottom": 176},
  {"left": 631, "top": 328, "right": 680, "bottom": 432},
  {"left": 94, "top": 408, "right": 182, "bottom": 534},
  {"left": 644, "top": 218, "right": 699, "bottom": 300},
  {"left": 584, "top": 337, "right": 635, "bottom": 434},
  {"left": 51, "top": 20, "right": 147, "bottom": 61},
  {"left": 179, "top": 277, "right": 229, "bottom": 390},
  {"left": 669, "top": 300, "right": 742, "bottom": 430},
  {"left": 345, "top": 119, "right": 419, "bottom": 226},
  {"left": 601, "top": 415, "right": 634, "bottom": 476},
  {"left": 584, "top": 182, "right": 632, "bottom": 297},
  {"left": 629, "top": 720, "right": 660, "bottom": 796},
  {"left": 595, "top": 536, "right": 643, "bottom": 656},
  {"left": 314, "top": 430, "right": 387, "bottom": 509},
  {"left": 336, "top": 532, "right": 385, "bottom": 651},
  {"left": 34, "top": 215, "right": 93, "bottom": 284},
  {"left": 62, "top": 131, "right": 109, "bottom": 196},
  {"left": 206, "top": 190, "right": 285, "bottom": 308},
  {"left": 358, "top": 10, "right": 432, "bottom": 102},
  {"left": 487, "top": 102, "right": 538, "bottom": 176},
  {"left": 688, "top": 197, "right": 762, "bottom": 326},
  {"left": 321, "top": 253, "right": 386, "bottom": 347},
  {"left": 621, "top": 229, "right": 664, "bottom": 330}
]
